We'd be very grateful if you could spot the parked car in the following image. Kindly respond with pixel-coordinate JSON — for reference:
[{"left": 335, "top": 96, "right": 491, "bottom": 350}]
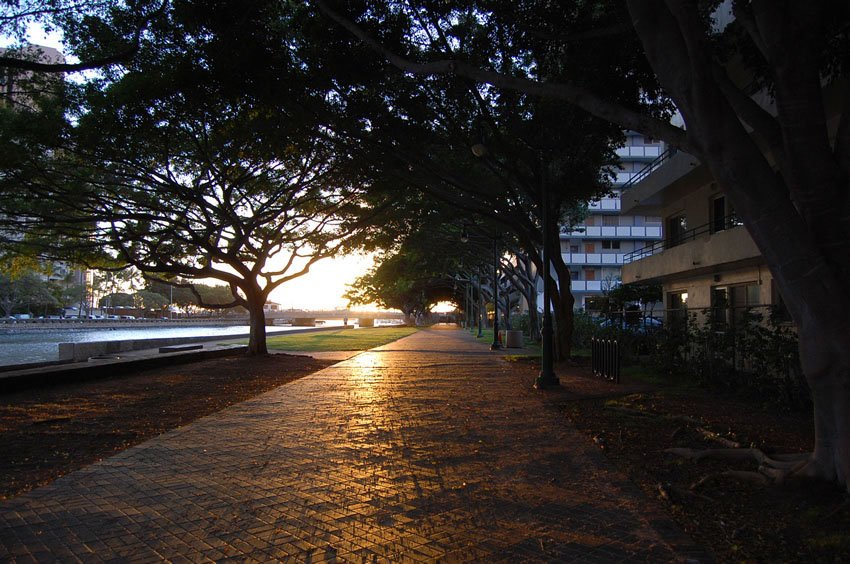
[{"left": 598, "top": 316, "right": 662, "bottom": 333}]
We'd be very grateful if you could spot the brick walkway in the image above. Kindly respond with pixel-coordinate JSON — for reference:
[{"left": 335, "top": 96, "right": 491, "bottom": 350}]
[{"left": 0, "top": 326, "right": 706, "bottom": 562}]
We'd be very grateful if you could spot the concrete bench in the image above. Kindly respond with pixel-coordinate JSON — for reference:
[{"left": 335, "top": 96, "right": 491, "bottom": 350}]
[{"left": 158, "top": 344, "right": 204, "bottom": 353}]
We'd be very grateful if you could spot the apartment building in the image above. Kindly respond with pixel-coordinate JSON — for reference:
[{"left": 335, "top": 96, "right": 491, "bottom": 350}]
[
  {"left": 0, "top": 44, "right": 64, "bottom": 110},
  {"left": 560, "top": 131, "right": 665, "bottom": 310},
  {"left": 1, "top": 44, "right": 85, "bottom": 296},
  {"left": 618, "top": 147, "right": 779, "bottom": 323}
]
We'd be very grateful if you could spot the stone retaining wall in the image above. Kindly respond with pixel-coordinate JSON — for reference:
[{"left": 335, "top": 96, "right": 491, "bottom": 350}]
[{"left": 57, "top": 326, "right": 339, "bottom": 362}]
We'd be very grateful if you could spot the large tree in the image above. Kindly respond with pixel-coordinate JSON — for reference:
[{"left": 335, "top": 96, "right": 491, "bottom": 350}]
[
  {"left": 0, "top": 1, "right": 376, "bottom": 354},
  {"left": 316, "top": 0, "right": 850, "bottom": 489},
  {"left": 299, "top": 2, "right": 636, "bottom": 358},
  {"left": 346, "top": 221, "right": 487, "bottom": 323}
]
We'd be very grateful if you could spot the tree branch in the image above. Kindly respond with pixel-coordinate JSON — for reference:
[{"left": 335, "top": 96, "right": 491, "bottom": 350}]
[{"left": 311, "top": 0, "right": 691, "bottom": 152}]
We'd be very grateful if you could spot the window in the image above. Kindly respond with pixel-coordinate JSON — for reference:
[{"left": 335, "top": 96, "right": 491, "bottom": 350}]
[
  {"left": 584, "top": 268, "right": 596, "bottom": 281},
  {"left": 570, "top": 270, "right": 579, "bottom": 281},
  {"left": 711, "top": 287, "right": 730, "bottom": 325},
  {"left": 712, "top": 283, "right": 761, "bottom": 326},
  {"left": 570, "top": 244, "right": 579, "bottom": 253},
  {"left": 584, "top": 243, "right": 595, "bottom": 253},
  {"left": 711, "top": 193, "right": 743, "bottom": 233},
  {"left": 602, "top": 215, "right": 618, "bottom": 226},
  {"left": 601, "top": 240, "right": 621, "bottom": 250},
  {"left": 711, "top": 194, "right": 728, "bottom": 233},
  {"left": 666, "top": 214, "right": 688, "bottom": 248},
  {"left": 668, "top": 291, "right": 688, "bottom": 325}
]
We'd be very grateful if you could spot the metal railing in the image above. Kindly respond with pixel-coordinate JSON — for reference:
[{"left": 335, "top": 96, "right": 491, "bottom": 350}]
[
  {"left": 622, "top": 215, "right": 744, "bottom": 264},
  {"left": 591, "top": 338, "right": 621, "bottom": 383},
  {"left": 618, "top": 148, "right": 677, "bottom": 191}
]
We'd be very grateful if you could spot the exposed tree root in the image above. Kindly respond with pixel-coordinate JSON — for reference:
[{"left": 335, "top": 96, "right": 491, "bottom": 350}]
[
  {"left": 822, "top": 498, "right": 850, "bottom": 521},
  {"left": 696, "top": 427, "right": 740, "bottom": 448},
  {"left": 690, "top": 470, "right": 769, "bottom": 490},
  {"left": 604, "top": 405, "right": 656, "bottom": 418},
  {"left": 604, "top": 405, "right": 702, "bottom": 426},
  {"left": 657, "top": 481, "right": 715, "bottom": 504},
  {"left": 605, "top": 402, "right": 817, "bottom": 488},
  {"left": 605, "top": 405, "right": 737, "bottom": 447},
  {"left": 666, "top": 447, "right": 813, "bottom": 486}
]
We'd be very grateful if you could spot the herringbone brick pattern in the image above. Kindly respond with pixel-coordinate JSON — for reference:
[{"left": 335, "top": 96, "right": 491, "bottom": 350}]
[{"left": 0, "top": 327, "right": 705, "bottom": 562}]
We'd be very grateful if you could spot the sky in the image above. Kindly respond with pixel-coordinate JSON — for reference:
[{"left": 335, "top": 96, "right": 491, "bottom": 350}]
[{"left": 269, "top": 253, "right": 376, "bottom": 311}]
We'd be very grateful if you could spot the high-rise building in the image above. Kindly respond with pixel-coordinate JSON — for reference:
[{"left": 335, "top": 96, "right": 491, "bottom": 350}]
[
  {"left": 0, "top": 44, "right": 64, "bottom": 110},
  {"left": 560, "top": 131, "right": 665, "bottom": 310}
]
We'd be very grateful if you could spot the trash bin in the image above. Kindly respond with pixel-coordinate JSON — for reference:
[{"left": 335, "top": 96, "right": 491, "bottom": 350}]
[{"left": 505, "top": 330, "right": 524, "bottom": 348}]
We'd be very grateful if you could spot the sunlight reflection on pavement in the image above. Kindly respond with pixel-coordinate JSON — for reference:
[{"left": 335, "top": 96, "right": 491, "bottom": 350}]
[{"left": 0, "top": 327, "right": 705, "bottom": 562}]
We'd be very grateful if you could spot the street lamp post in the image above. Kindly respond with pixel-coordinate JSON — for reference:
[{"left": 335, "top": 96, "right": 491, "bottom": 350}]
[
  {"left": 490, "top": 237, "right": 501, "bottom": 350},
  {"left": 535, "top": 163, "right": 559, "bottom": 388},
  {"left": 465, "top": 278, "right": 473, "bottom": 331},
  {"left": 466, "top": 276, "right": 475, "bottom": 332},
  {"left": 476, "top": 271, "right": 484, "bottom": 338}
]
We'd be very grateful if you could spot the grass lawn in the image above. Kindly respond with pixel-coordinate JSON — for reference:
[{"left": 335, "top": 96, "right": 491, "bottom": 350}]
[{"left": 265, "top": 326, "right": 419, "bottom": 352}]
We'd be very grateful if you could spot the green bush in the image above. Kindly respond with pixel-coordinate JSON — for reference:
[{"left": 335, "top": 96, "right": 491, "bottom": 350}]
[
  {"left": 572, "top": 310, "right": 600, "bottom": 349},
  {"left": 649, "top": 309, "right": 808, "bottom": 409}
]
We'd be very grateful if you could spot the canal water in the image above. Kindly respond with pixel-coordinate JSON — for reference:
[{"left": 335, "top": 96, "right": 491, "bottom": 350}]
[{"left": 0, "top": 321, "right": 351, "bottom": 367}]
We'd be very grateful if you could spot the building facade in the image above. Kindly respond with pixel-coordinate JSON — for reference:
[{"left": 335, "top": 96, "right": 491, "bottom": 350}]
[
  {"left": 0, "top": 44, "right": 64, "bottom": 110},
  {"left": 560, "top": 131, "right": 665, "bottom": 310},
  {"left": 619, "top": 148, "right": 781, "bottom": 323}
]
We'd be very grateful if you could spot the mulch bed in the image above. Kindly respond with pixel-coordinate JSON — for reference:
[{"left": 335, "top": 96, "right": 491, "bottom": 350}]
[
  {"left": 540, "top": 358, "right": 850, "bottom": 562},
  {"left": 0, "top": 353, "right": 333, "bottom": 500}
]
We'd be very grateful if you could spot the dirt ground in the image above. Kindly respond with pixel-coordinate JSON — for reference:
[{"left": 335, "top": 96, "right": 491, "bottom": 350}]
[
  {"left": 2, "top": 352, "right": 848, "bottom": 561},
  {"left": 0, "top": 353, "right": 333, "bottom": 500},
  {"left": 545, "top": 359, "right": 850, "bottom": 563}
]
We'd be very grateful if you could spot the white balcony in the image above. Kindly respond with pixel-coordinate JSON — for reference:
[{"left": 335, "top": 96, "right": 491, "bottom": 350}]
[
  {"left": 562, "top": 253, "right": 625, "bottom": 266},
  {"left": 615, "top": 146, "right": 662, "bottom": 161},
  {"left": 566, "top": 225, "right": 662, "bottom": 239},
  {"left": 621, "top": 225, "right": 759, "bottom": 284},
  {"left": 587, "top": 197, "right": 621, "bottom": 212},
  {"left": 571, "top": 281, "right": 604, "bottom": 292},
  {"left": 614, "top": 172, "right": 635, "bottom": 185}
]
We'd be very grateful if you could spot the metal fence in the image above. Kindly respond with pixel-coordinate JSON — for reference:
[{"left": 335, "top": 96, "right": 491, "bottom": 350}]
[
  {"left": 591, "top": 337, "right": 620, "bottom": 383},
  {"left": 622, "top": 215, "right": 745, "bottom": 264}
]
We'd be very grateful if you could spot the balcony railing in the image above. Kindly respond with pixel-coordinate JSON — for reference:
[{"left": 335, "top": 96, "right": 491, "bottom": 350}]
[
  {"left": 566, "top": 225, "right": 662, "bottom": 239},
  {"left": 570, "top": 280, "right": 604, "bottom": 292},
  {"left": 619, "top": 148, "right": 677, "bottom": 191},
  {"left": 615, "top": 145, "right": 663, "bottom": 160},
  {"left": 587, "top": 197, "right": 621, "bottom": 212},
  {"left": 561, "top": 252, "right": 625, "bottom": 266},
  {"left": 623, "top": 215, "right": 744, "bottom": 264}
]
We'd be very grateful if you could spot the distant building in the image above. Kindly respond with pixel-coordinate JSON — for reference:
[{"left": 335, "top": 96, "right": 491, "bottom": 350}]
[
  {"left": 0, "top": 44, "right": 64, "bottom": 110},
  {"left": 263, "top": 301, "right": 282, "bottom": 312},
  {"left": 558, "top": 131, "right": 665, "bottom": 310},
  {"left": 1, "top": 45, "right": 84, "bottom": 303}
]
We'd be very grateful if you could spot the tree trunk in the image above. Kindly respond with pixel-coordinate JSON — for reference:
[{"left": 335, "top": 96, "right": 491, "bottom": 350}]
[
  {"left": 794, "top": 316, "right": 850, "bottom": 488},
  {"left": 627, "top": 1, "right": 850, "bottom": 489},
  {"left": 245, "top": 290, "right": 268, "bottom": 356},
  {"left": 548, "top": 254, "right": 575, "bottom": 360}
]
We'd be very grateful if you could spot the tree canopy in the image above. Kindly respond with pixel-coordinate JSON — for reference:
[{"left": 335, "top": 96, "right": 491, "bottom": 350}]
[
  {"left": 1, "top": 0, "right": 387, "bottom": 354},
  {"left": 313, "top": 0, "right": 850, "bottom": 490},
  {"left": 3, "top": 0, "right": 850, "bottom": 491}
]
